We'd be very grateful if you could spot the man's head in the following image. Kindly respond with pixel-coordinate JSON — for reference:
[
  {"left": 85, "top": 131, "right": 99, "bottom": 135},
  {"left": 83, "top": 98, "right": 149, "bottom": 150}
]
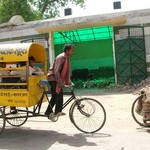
[
  {"left": 29, "top": 56, "right": 35, "bottom": 68},
  {"left": 63, "top": 44, "right": 74, "bottom": 57}
]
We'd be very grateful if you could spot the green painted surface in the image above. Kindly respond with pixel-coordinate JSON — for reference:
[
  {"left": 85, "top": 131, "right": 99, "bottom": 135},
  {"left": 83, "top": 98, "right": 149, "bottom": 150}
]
[
  {"left": 54, "top": 39, "right": 113, "bottom": 72},
  {"left": 54, "top": 26, "right": 112, "bottom": 44}
]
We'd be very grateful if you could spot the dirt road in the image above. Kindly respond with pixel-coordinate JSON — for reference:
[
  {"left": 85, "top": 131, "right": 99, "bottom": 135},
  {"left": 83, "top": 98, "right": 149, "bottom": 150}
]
[{"left": 0, "top": 91, "right": 150, "bottom": 150}]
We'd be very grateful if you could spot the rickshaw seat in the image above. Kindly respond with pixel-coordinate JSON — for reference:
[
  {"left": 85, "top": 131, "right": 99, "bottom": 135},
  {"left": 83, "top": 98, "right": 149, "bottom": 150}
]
[{"left": 39, "top": 79, "right": 51, "bottom": 91}]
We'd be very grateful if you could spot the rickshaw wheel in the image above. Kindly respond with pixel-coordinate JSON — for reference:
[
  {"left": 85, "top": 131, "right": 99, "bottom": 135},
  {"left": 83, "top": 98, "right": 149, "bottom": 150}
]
[
  {"left": 4, "top": 106, "right": 28, "bottom": 127},
  {"left": 0, "top": 107, "right": 5, "bottom": 134},
  {"left": 131, "top": 96, "right": 150, "bottom": 127}
]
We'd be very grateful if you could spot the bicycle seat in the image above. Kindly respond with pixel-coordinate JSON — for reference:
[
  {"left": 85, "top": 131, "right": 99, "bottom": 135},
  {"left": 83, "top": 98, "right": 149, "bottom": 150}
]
[{"left": 39, "top": 79, "right": 51, "bottom": 91}]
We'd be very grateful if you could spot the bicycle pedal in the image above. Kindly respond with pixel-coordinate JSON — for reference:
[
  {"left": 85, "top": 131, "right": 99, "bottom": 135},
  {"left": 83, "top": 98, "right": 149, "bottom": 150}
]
[
  {"left": 10, "top": 110, "right": 18, "bottom": 114},
  {"left": 48, "top": 113, "right": 58, "bottom": 122}
]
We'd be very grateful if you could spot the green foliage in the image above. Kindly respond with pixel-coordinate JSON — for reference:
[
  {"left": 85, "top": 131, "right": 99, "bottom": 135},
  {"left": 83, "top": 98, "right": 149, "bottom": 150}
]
[
  {"left": 0, "top": 0, "right": 37, "bottom": 23},
  {"left": 28, "top": 0, "right": 85, "bottom": 19},
  {"left": 73, "top": 77, "right": 115, "bottom": 89},
  {"left": 0, "top": 0, "right": 85, "bottom": 23}
]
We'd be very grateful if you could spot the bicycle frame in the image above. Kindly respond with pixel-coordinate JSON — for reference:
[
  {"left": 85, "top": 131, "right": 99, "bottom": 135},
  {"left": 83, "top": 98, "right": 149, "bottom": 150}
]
[{"left": 32, "top": 86, "right": 76, "bottom": 116}]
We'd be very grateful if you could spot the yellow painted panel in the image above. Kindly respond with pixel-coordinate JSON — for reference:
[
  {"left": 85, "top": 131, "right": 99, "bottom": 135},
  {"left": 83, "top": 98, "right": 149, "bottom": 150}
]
[
  {"left": 0, "top": 42, "right": 47, "bottom": 64},
  {"left": 0, "top": 89, "right": 29, "bottom": 107},
  {"left": 28, "top": 75, "right": 47, "bottom": 106},
  {"left": 0, "top": 75, "right": 48, "bottom": 107}
]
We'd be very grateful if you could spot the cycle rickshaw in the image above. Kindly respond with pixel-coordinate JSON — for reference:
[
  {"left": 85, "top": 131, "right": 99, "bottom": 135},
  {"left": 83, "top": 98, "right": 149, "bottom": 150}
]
[
  {"left": 0, "top": 42, "right": 106, "bottom": 134},
  {"left": 132, "top": 89, "right": 150, "bottom": 127}
]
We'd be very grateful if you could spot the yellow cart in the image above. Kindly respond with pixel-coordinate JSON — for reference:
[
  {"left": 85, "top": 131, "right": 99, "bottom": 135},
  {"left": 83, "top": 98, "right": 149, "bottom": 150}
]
[{"left": 0, "top": 42, "right": 47, "bottom": 133}]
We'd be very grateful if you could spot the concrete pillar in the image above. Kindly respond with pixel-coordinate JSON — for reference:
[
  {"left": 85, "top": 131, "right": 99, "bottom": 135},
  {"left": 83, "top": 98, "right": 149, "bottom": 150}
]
[
  {"left": 112, "top": 27, "right": 117, "bottom": 84},
  {"left": 48, "top": 31, "right": 55, "bottom": 65}
]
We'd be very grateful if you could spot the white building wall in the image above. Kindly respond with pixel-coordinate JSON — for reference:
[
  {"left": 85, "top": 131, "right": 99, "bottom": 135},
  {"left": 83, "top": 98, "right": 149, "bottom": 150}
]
[{"left": 1, "top": 8, "right": 150, "bottom": 73}]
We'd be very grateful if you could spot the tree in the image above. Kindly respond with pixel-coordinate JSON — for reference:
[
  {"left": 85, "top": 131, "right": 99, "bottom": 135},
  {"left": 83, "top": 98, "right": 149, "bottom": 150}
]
[
  {"left": 0, "top": 0, "right": 37, "bottom": 23},
  {"left": 0, "top": 0, "right": 86, "bottom": 24}
]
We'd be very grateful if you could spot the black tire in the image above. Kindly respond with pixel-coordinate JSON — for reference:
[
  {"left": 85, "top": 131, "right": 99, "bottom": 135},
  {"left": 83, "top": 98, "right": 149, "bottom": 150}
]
[
  {"left": 131, "top": 96, "right": 150, "bottom": 127},
  {"left": 0, "top": 107, "right": 5, "bottom": 134},
  {"left": 69, "top": 98, "right": 106, "bottom": 133},
  {"left": 4, "top": 106, "right": 28, "bottom": 127}
]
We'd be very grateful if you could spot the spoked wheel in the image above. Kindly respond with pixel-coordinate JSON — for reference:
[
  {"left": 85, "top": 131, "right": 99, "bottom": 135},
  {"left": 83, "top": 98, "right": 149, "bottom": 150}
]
[
  {"left": 0, "top": 107, "right": 5, "bottom": 134},
  {"left": 4, "top": 106, "right": 28, "bottom": 127},
  {"left": 69, "top": 98, "right": 106, "bottom": 133},
  {"left": 131, "top": 96, "right": 150, "bottom": 127}
]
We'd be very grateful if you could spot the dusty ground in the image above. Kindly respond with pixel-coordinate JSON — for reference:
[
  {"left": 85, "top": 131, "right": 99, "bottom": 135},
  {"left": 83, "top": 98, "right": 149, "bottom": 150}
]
[{"left": 0, "top": 88, "right": 150, "bottom": 150}]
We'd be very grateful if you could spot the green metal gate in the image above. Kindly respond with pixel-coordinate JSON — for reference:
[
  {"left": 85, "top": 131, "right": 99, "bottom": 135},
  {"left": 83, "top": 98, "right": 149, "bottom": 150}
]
[{"left": 114, "top": 26, "right": 147, "bottom": 85}]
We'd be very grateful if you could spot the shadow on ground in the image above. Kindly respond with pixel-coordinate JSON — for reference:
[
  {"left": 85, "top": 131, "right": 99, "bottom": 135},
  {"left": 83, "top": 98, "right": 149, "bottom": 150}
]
[{"left": 0, "top": 127, "right": 111, "bottom": 149}]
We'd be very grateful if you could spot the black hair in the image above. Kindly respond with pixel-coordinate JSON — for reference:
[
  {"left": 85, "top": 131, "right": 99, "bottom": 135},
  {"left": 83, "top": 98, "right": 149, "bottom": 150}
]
[
  {"left": 63, "top": 44, "right": 74, "bottom": 52},
  {"left": 29, "top": 56, "right": 35, "bottom": 62}
]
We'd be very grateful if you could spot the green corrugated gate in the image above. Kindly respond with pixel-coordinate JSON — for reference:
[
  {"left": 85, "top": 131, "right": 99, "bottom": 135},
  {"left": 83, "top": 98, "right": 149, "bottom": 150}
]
[{"left": 114, "top": 26, "right": 147, "bottom": 85}]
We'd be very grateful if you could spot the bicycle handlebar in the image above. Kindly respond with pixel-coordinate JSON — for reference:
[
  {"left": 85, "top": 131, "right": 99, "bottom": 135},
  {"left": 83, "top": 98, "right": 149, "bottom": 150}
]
[
  {"left": 64, "top": 85, "right": 74, "bottom": 91},
  {"left": 38, "top": 79, "right": 75, "bottom": 92}
]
